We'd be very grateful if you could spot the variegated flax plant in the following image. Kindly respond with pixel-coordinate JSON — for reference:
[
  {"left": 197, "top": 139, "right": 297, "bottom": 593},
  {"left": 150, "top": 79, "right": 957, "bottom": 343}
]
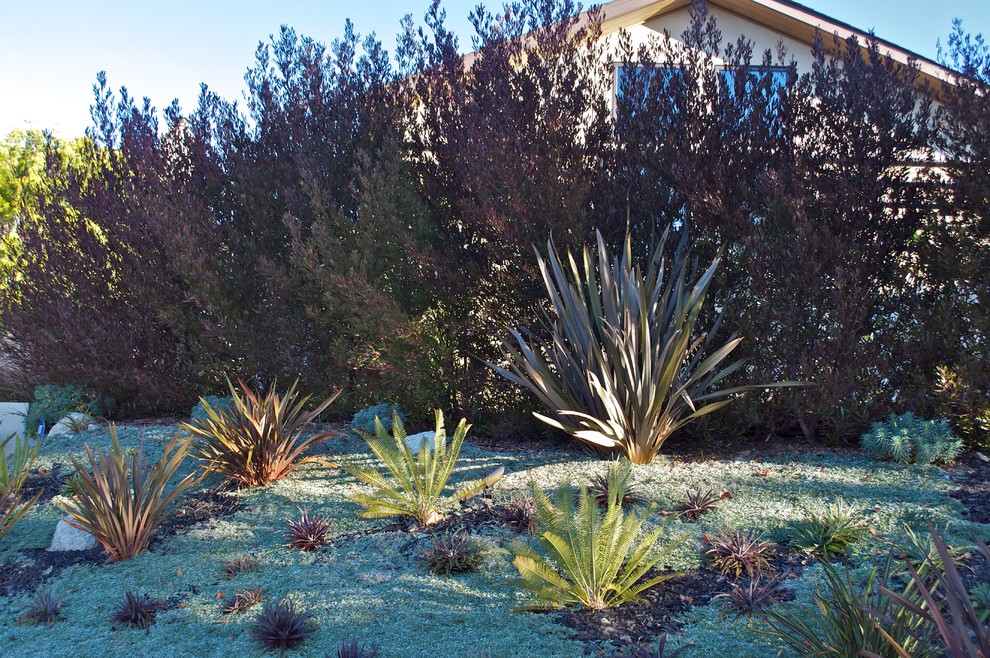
[{"left": 489, "top": 228, "right": 793, "bottom": 464}]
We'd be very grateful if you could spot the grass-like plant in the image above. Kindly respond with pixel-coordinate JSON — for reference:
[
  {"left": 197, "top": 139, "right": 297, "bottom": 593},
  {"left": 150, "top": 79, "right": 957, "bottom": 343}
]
[
  {"left": 284, "top": 508, "right": 332, "bottom": 552},
  {"left": 717, "top": 575, "right": 786, "bottom": 615},
  {"left": 0, "top": 434, "right": 42, "bottom": 542},
  {"left": 489, "top": 229, "right": 789, "bottom": 464},
  {"left": 16, "top": 590, "right": 64, "bottom": 626},
  {"left": 508, "top": 476, "right": 680, "bottom": 611},
  {"left": 592, "top": 459, "right": 645, "bottom": 508},
  {"left": 221, "top": 554, "right": 260, "bottom": 577},
  {"left": 766, "top": 559, "right": 938, "bottom": 658},
  {"left": 112, "top": 591, "right": 165, "bottom": 629},
  {"left": 872, "top": 527, "right": 990, "bottom": 658},
  {"left": 789, "top": 499, "right": 868, "bottom": 559},
  {"left": 61, "top": 424, "right": 199, "bottom": 562},
  {"left": 677, "top": 488, "right": 721, "bottom": 521},
  {"left": 181, "top": 379, "right": 340, "bottom": 488},
  {"left": 251, "top": 597, "right": 314, "bottom": 652},
  {"left": 704, "top": 528, "right": 775, "bottom": 578},
  {"left": 421, "top": 533, "right": 494, "bottom": 575},
  {"left": 345, "top": 411, "right": 503, "bottom": 526},
  {"left": 220, "top": 588, "right": 265, "bottom": 615},
  {"left": 336, "top": 637, "right": 380, "bottom": 658}
]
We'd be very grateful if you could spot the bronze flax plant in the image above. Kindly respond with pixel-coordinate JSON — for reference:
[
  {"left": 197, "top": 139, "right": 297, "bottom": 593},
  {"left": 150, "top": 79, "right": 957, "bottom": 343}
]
[
  {"left": 181, "top": 378, "right": 340, "bottom": 488},
  {"left": 61, "top": 424, "right": 199, "bottom": 561},
  {"left": 489, "top": 228, "right": 793, "bottom": 464},
  {"left": 345, "top": 410, "right": 503, "bottom": 526}
]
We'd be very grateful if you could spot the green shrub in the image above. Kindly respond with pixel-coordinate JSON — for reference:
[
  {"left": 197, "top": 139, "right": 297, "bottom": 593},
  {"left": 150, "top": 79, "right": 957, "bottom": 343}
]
[
  {"left": 789, "top": 499, "right": 868, "bottom": 559},
  {"left": 860, "top": 412, "right": 964, "bottom": 465},
  {"left": 190, "top": 396, "right": 233, "bottom": 424},
  {"left": 351, "top": 403, "right": 406, "bottom": 435},
  {"left": 508, "top": 475, "right": 681, "bottom": 611},
  {"left": 345, "top": 411, "right": 503, "bottom": 526},
  {"left": 489, "top": 229, "right": 790, "bottom": 464},
  {"left": 24, "top": 384, "right": 113, "bottom": 437}
]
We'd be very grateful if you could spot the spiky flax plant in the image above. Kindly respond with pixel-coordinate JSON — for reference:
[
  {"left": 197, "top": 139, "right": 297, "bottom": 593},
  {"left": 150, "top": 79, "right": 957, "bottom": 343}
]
[
  {"left": 0, "top": 434, "right": 41, "bottom": 542},
  {"left": 181, "top": 378, "right": 340, "bottom": 488},
  {"left": 489, "top": 228, "right": 790, "bottom": 464},
  {"left": 346, "top": 411, "right": 503, "bottom": 525},
  {"left": 61, "top": 424, "right": 199, "bottom": 561},
  {"left": 509, "top": 472, "right": 680, "bottom": 611}
]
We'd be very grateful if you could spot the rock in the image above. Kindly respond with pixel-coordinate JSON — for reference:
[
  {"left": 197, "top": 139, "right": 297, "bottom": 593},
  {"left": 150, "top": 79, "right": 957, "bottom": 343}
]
[
  {"left": 48, "top": 412, "right": 100, "bottom": 437},
  {"left": 404, "top": 431, "right": 439, "bottom": 453},
  {"left": 0, "top": 402, "right": 29, "bottom": 444},
  {"left": 49, "top": 518, "right": 98, "bottom": 552}
]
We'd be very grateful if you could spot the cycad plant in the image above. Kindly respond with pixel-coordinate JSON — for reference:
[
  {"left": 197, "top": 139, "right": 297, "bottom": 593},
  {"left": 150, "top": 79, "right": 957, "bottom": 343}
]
[
  {"left": 61, "top": 424, "right": 199, "bottom": 561},
  {"left": 0, "top": 434, "right": 42, "bottom": 542},
  {"left": 489, "top": 229, "right": 780, "bottom": 464},
  {"left": 181, "top": 379, "right": 340, "bottom": 488},
  {"left": 345, "top": 411, "right": 503, "bottom": 526},
  {"left": 509, "top": 475, "right": 680, "bottom": 611}
]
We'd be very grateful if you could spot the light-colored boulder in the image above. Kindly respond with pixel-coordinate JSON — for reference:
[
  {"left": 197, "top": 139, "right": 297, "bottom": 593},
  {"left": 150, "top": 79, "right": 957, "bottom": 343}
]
[
  {"left": 48, "top": 412, "right": 100, "bottom": 437},
  {"left": 0, "top": 402, "right": 28, "bottom": 440},
  {"left": 404, "top": 431, "right": 441, "bottom": 453},
  {"left": 49, "top": 518, "right": 98, "bottom": 552}
]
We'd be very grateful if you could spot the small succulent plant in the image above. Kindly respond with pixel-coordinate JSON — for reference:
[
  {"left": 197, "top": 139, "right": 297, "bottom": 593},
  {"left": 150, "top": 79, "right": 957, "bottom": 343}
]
[
  {"left": 789, "top": 499, "right": 867, "bottom": 559},
  {"left": 677, "top": 489, "right": 720, "bottom": 521},
  {"left": 592, "top": 460, "right": 645, "bottom": 508},
  {"left": 221, "top": 588, "right": 265, "bottom": 615},
  {"left": 16, "top": 590, "right": 64, "bottom": 625},
  {"left": 717, "top": 576, "right": 786, "bottom": 615},
  {"left": 251, "top": 597, "right": 314, "bottom": 651},
  {"left": 970, "top": 582, "right": 990, "bottom": 623},
  {"left": 421, "top": 533, "right": 491, "bottom": 575},
  {"left": 334, "top": 636, "right": 381, "bottom": 658},
  {"left": 860, "top": 412, "right": 964, "bottom": 465},
  {"left": 501, "top": 496, "right": 538, "bottom": 534},
  {"left": 285, "top": 508, "right": 332, "bottom": 552},
  {"left": 112, "top": 591, "right": 165, "bottom": 629},
  {"left": 59, "top": 474, "right": 84, "bottom": 498},
  {"left": 704, "top": 529, "right": 775, "bottom": 578},
  {"left": 221, "top": 554, "right": 260, "bottom": 576}
]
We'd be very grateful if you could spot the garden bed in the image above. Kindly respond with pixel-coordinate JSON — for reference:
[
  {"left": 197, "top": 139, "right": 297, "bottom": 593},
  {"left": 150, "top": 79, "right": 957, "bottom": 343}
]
[{"left": 0, "top": 423, "right": 985, "bottom": 657}]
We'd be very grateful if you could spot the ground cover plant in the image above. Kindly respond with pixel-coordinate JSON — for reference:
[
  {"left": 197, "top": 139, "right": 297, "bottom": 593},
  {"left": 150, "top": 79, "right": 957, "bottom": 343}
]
[{"left": 0, "top": 421, "right": 984, "bottom": 657}]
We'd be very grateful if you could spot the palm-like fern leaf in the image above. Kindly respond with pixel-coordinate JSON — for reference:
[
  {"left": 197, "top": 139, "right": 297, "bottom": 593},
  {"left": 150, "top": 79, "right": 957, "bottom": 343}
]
[{"left": 346, "top": 411, "right": 503, "bottom": 526}]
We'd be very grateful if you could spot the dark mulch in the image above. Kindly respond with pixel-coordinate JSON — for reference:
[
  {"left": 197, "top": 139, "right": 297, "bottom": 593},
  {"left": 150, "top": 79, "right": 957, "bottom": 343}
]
[
  {"left": 155, "top": 490, "right": 245, "bottom": 540},
  {"left": 947, "top": 450, "right": 990, "bottom": 525},
  {"left": 557, "top": 568, "right": 732, "bottom": 654},
  {"left": 0, "top": 547, "right": 106, "bottom": 597},
  {"left": 20, "top": 465, "right": 68, "bottom": 506}
]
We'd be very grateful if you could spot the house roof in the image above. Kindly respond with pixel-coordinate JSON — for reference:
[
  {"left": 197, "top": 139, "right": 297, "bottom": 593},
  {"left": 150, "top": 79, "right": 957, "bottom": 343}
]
[{"left": 584, "top": 0, "right": 957, "bottom": 88}]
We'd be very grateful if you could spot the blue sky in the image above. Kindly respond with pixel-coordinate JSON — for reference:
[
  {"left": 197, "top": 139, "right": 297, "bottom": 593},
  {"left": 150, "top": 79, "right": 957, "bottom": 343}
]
[{"left": 1, "top": 0, "right": 986, "bottom": 138}]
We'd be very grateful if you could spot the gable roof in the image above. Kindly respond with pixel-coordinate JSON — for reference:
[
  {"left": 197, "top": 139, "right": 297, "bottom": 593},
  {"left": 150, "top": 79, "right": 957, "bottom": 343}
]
[{"left": 587, "top": 0, "right": 956, "bottom": 88}]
